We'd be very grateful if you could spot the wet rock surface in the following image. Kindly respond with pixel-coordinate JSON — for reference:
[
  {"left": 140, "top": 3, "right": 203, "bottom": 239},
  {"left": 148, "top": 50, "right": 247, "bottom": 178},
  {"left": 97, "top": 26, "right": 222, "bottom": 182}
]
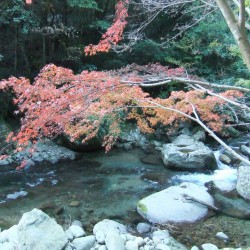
[{"left": 161, "top": 134, "right": 217, "bottom": 170}]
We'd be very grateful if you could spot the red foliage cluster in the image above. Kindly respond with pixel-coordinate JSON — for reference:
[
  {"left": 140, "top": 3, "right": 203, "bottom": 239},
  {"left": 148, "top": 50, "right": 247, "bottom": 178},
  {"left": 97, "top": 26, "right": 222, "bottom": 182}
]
[
  {"left": 25, "top": 0, "right": 32, "bottom": 4},
  {"left": 0, "top": 64, "right": 243, "bottom": 154},
  {"left": 84, "top": 0, "right": 129, "bottom": 55}
]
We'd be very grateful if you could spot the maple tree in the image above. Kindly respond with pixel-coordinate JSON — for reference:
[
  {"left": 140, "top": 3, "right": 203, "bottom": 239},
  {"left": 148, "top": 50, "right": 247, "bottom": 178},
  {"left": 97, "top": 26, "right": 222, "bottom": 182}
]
[{"left": 0, "top": 63, "right": 248, "bottom": 162}]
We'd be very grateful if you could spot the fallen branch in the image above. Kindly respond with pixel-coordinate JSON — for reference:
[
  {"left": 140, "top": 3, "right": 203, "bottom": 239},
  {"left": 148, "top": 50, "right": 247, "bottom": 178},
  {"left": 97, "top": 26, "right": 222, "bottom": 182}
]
[
  {"left": 138, "top": 99, "right": 250, "bottom": 166},
  {"left": 122, "top": 77, "right": 250, "bottom": 94},
  {"left": 182, "top": 194, "right": 220, "bottom": 211}
]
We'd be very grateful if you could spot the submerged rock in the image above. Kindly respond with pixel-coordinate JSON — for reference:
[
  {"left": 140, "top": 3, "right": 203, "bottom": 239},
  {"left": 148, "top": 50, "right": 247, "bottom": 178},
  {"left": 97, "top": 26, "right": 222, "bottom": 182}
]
[
  {"left": 213, "top": 192, "right": 250, "bottom": 219},
  {"left": 161, "top": 135, "right": 216, "bottom": 170},
  {"left": 137, "top": 182, "right": 214, "bottom": 224}
]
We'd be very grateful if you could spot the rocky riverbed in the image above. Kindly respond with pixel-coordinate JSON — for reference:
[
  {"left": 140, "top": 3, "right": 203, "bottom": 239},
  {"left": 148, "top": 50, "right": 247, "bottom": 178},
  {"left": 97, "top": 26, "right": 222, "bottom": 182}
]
[{"left": 0, "top": 127, "right": 250, "bottom": 249}]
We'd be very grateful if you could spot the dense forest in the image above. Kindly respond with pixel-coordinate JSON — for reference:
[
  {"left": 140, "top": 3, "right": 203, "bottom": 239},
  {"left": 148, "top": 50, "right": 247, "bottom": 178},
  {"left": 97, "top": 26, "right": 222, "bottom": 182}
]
[
  {"left": 0, "top": 1, "right": 250, "bottom": 250},
  {"left": 0, "top": 0, "right": 249, "bottom": 82}
]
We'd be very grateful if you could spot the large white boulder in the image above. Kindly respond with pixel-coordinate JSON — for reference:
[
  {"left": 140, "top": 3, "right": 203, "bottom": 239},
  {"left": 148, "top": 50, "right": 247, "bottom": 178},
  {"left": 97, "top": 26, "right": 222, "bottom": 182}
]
[
  {"left": 137, "top": 182, "right": 214, "bottom": 224},
  {"left": 161, "top": 135, "right": 216, "bottom": 170},
  {"left": 0, "top": 208, "right": 67, "bottom": 250}
]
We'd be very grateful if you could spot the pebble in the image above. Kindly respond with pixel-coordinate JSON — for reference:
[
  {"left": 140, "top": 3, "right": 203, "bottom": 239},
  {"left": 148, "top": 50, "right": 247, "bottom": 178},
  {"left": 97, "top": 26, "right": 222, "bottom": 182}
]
[
  {"left": 69, "top": 201, "right": 80, "bottom": 207},
  {"left": 105, "top": 231, "right": 125, "bottom": 250},
  {"left": 215, "top": 232, "right": 229, "bottom": 241},
  {"left": 72, "top": 235, "right": 96, "bottom": 250},
  {"left": 66, "top": 225, "right": 86, "bottom": 239},
  {"left": 71, "top": 220, "right": 83, "bottom": 228},
  {"left": 202, "top": 243, "right": 219, "bottom": 250},
  {"left": 191, "top": 247, "right": 199, "bottom": 250},
  {"left": 125, "top": 240, "right": 139, "bottom": 250},
  {"left": 95, "top": 230, "right": 106, "bottom": 244},
  {"left": 152, "top": 230, "right": 169, "bottom": 245},
  {"left": 137, "top": 223, "right": 151, "bottom": 234},
  {"left": 135, "top": 237, "right": 144, "bottom": 247}
]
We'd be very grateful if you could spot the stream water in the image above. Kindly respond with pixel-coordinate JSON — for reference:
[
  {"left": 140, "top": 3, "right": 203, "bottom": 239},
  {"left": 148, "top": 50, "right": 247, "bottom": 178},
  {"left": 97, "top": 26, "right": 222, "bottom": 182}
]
[{"left": 0, "top": 145, "right": 250, "bottom": 248}]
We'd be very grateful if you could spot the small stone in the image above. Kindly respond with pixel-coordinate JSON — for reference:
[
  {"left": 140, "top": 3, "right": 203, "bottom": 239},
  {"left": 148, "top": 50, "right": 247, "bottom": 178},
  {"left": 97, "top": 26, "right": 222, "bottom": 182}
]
[
  {"left": 135, "top": 237, "right": 144, "bottom": 247},
  {"left": 191, "top": 247, "right": 199, "bottom": 250},
  {"left": 95, "top": 230, "right": 106, "bottom": 244},
  {"left": 72, "top": 220, "right": 83, "bottom": 228},
  {"left": 66, "top": 225, "right": 86, "bottom": 239},
  {"left": 219, "top": 154, "right": 231, "bottom": 165},
  {"left": 156, "top": 244, "right": 171, "bottom": 250},
  {"left": 152, "top": 230, "right": 169, "bottom": 245},
  {"left": 125, "top": 240, "right": 139, "bottom": 250},
  {"left": 72, "top": 236, "right": 96, "bottom": 250},
  {"left": 105, "top": 231, "right": 125, "bottom": 250},
  {"left": 126, "top": 234, "right": 136, "bottom": 241},
  {"left": 137, "top": 223, "right": 151, "bottom": 234},
  {"left": 240, "top": 145, "right": 250, "bottom": 157},
  {"left": 215, "top": 232, "right": 229, "bottom": 241},
  {"left": 202, "top": 243, "right": 219, "bottom": 250},
  {"left": 69, "top": 201, "right": 80, "bottom": 207}
]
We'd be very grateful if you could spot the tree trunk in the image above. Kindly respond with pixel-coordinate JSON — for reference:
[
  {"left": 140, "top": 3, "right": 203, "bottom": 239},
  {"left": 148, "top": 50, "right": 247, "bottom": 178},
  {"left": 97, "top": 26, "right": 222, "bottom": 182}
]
[
  {"left": 215, "top": 0, "right": 250, "bottom": 71},
  {"left": 42, "top": 35, "right": 46, "bottom": 66}
]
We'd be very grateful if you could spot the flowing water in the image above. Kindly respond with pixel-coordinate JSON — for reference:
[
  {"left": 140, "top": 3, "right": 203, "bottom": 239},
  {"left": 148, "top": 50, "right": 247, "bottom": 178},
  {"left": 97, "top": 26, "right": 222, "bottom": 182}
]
[{"left": 0, "top": 145, "right": 250, "bottom": 248}]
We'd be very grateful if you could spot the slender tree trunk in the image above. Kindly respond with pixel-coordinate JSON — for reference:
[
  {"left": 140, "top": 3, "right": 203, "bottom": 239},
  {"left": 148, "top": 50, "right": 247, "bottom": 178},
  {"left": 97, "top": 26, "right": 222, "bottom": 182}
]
[
  {"left": 20, "top": 42, "right": 31, "bottom": 75},
  {"left": 215, "top": 0, "right": 250, "bottom": 71},
  {"left": 14, "top": 24, "right": 18, "bottom": 75},
  {"left": 42, "top": 35, "right": 46, "bottom": 66}
]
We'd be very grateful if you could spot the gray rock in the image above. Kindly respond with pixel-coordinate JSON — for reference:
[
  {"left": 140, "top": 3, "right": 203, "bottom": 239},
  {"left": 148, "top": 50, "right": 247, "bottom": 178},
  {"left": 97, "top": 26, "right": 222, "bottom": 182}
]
[
  {"left": 236, "top": 165, "right": 250, "bottom": 200},
  {"left": 105, "top": 231, "right": 125, "bottom": 250},
  {"left": 240, "top": 145, "right": 250, "bottom": 157},
  {"left": 66, "top": 225, "right": 86, "bottom": 240},
  {"left": 191, "top": 247, "right": 199, "bottom": 250},
  {"left": 125, "top": 240, "right": 138, "bottom": 250},
  {"left": 134, "top": 237, "right": 144, "bottom": 247},
  {"left": 136, "top": 223, "right": 151, "bottom": 234},
  {"left": 137, "top": 182, "right": 214, "bottom": 224},
  {"left": 219, "top": 154, "right": 232, "bottom": 165},
  {"left": 161, "top": 135, "right": 216, "bottom": 170},
  {"left": 0, "top": 208, "right": 67, "bottom": 250},
  {"left": 215, "top": 232, "right": 229, "bottom": 241},
  {"left": 193, "top": 130, "right": 206, "bottom": 142},
  {"left": 72, "top": 236, "right": 96, "bottom": 250},
  {"left": 93, "top": 219, "right": 127, "bottom": 236},
  {"left": 152, "top": 230, "right": 169, "bottom": 245},
  {"left": 72, "top": 220, "right": 83, "bottom": 228},
  {"left": 213, "top": 192, "right": 250, "bottom": 219},
  {"left": 201, "top": 243, "right": 219, "bottom": 250},
  {"left": 95, "top": 230, "right": 106, "bottom": 244}
]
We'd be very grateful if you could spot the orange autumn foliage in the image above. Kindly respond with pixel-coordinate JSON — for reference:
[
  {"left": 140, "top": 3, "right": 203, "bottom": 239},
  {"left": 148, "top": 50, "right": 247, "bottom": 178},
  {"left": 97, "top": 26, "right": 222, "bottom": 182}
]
[
  {"left": 84, "top": 0, "right": 129, "bottom": 55},
  {"left": 0, "top": 64, "right": 243, "bottom": 152}
]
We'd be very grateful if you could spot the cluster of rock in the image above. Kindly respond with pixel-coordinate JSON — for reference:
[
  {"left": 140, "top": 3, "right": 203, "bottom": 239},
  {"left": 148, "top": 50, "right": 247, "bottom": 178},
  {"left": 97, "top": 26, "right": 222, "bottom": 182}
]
[
  {"left": 0, "top": 209, "right": 187, "bottom": 250},
  {"left": 0, "top": 209, "right": 246, "bottom": 250},
  {"left": 0, "top": 139, "right": 76, "bottom": 168}
]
